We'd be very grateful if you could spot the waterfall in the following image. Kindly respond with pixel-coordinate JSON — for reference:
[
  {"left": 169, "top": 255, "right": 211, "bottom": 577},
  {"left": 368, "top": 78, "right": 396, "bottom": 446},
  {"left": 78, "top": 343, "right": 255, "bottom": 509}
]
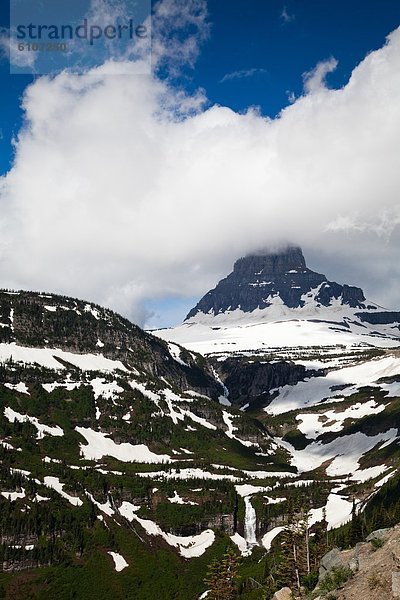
[
  {"left": 244, "top": 495, "right": 257, "bottom": 545},
  {"left": 211, "top": 366, "right": 231, "bottom": 406}
]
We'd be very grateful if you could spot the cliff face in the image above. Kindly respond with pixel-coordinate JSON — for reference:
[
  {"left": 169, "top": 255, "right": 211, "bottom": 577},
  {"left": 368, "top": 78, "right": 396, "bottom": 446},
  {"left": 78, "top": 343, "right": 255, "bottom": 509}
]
[
  {"left": 214, "top": 358, "right": 318, "bottom": 409},
  {"left": 186, "top": 246, "right": 367, "bottom": 319}
]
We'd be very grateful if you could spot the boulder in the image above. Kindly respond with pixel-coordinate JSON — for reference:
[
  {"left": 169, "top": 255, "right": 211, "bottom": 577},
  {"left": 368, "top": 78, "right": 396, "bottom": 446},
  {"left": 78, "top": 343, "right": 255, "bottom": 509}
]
[
  {"left": 272, "top": 587, "right": 293, "bottom": 600},
  {"left": 366, "top": 528, "right": 390, "bottom": 541},
  {"left": 318, "top": 547, "right": 343, "bottom": 580},
  {"left": 392, "top": 571, "right": 400, "bottom": 598},
  {"left": 348, "top": 557, "right": 359, "bottom": 573}
]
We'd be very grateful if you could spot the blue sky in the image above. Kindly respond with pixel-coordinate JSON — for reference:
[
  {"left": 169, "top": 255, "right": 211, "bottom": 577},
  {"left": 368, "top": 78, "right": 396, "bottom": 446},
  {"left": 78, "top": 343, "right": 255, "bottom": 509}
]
[
  {"left": 0, "top": 0, "right": 400, "bottom": 328},
  {"left": 2, "top": 1, "right": 400, "bottom": 175},
  {"left": 194, "top": 0, "right": 400, "bottom": 115}
]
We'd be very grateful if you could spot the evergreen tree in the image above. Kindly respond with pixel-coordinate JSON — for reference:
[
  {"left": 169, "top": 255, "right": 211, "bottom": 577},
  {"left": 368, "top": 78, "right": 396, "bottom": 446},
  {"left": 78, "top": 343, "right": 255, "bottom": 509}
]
[
  {"left": 349, "top": 499, "right": 363, "bottom": 546},
  {"left": 205, "top": 547, "right": 240, "bottom": 600},
  {"left": 310, "top": 507, "right": 328, "bottom": 570},
  {"left": 274, "top": 502, "right": 314, "bottom": 592}
]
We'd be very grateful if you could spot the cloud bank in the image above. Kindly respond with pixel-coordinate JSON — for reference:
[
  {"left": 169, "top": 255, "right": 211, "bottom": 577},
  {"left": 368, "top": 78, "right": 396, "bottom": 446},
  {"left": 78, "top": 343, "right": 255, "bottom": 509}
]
[{"left": 1, "top": 20, "right": 400, "bottom": 325}]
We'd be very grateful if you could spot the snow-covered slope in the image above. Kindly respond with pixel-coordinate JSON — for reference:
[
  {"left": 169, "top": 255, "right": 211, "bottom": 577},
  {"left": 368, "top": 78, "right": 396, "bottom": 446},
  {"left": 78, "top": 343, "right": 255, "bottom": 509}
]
[{"left": 155, "top": 307, "right": 400, "bottom": 356}]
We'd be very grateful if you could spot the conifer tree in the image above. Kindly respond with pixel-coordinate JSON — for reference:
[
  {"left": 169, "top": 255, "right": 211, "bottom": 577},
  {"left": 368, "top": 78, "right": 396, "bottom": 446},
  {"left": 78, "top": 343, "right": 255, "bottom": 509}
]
[
  {"left": 274, "top": 501, "right": 314, "bottom": 592},
  {"left": 311, "top": 508, "right": 328, "bottom": 569},
  {"left": 205, "top": 547, "right": 240, "bottom": 600},
  {"left": 349, "top": 499, "right": 363, "bottom": 546}
]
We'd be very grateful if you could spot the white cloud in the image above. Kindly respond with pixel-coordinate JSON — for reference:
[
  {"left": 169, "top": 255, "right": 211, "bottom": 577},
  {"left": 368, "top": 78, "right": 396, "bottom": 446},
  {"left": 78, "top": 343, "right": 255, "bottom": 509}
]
[
  {"left": 151, "top": 0, "right": 210, "bottom": 74},
  {"left": 1, "top": 25, "right": 400, "bottom": 325},
  {"left": 0, "top": 27, "right": 37, "bottom": 69},
  {"left": 303, "top": 57, "right": 338, "bottom": 93},
  {"left": 220, "top": 68, "right": 268, "bottom": 83}
]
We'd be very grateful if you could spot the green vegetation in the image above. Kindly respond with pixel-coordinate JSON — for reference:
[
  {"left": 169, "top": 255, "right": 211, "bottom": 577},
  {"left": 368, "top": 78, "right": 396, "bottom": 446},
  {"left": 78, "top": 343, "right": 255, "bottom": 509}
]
[
  {"left": 368, "top": 571, "right": 385, "bottom": 590},
  {"left": 370, "top": 537, "right": 384, "bottom": 550},
  {"left": 316, "top": 566, "right": 353, "bottom": 597},
  {"left": 205, "top": 546, "right": 241, "bottom": 600}
]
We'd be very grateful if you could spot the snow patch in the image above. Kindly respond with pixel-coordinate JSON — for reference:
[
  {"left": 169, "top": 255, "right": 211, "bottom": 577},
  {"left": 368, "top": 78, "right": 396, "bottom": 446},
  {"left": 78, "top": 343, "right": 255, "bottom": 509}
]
[
  {"left": 43, "top": 476, "right": 83, "bottom": 506},
  {"left": 76, "top": 427, "right": 171, "bottom": 464},
  {"left": 168, "top": 342, "right": 189, "bottom": 367},
  {"left": 0, "top": 343, "right": 128, "bottom": 372},
  {"left": 168, "top": 491, "right": 198, "bottom": 505},
  {"left": 4, "top": 407, "right": 64, "bottom": 439},
  {"left": 4, "top": 382, "right": 30, "bottom": 395},
  {"left": 108, "top": 551, "right": 129, "bottom": 571},
  {"left": 262, "top": 527, "right": 285, "bottom": 551},
  {"left": 1, "top": 489, "right": 25, "bottom": 501},
  {"left": 278, "top": 429, "right": 398, "bottom": 476},
  {"left": 129, "top": 513, "right": 215, "bottom": 558}
]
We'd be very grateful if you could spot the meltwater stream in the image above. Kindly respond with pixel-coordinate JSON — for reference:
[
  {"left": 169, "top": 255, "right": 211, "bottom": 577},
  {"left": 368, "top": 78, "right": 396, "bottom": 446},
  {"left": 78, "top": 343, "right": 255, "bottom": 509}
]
[{"left": 243, "top": 495, "right": 257, "bottom": 546}]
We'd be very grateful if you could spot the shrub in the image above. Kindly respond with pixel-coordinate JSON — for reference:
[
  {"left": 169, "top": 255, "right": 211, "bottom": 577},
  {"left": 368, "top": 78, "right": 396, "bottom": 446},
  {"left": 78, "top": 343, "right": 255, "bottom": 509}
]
[
  {"left": 370, "top": 537, "right": 384, "bottom": 551},
  {"left": 368, "top": 571, "right": 385, "bottom": 589},
  {"left": 318, "top": 566, "right": 353, "bottom": 595},
  {"left": 302, "top": 570, "right": 319, "bottom": 591}
]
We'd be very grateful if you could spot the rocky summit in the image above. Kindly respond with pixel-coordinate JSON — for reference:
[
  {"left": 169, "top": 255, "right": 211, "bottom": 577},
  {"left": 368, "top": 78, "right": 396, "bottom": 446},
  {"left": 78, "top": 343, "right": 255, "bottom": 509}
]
[{"left": 186, "top": 246, "right": 369, "bottom": 319}]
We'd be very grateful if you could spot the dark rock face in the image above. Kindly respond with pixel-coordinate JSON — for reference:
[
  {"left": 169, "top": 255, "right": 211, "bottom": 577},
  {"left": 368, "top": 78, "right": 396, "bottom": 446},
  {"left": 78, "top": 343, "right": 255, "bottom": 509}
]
[
  {"left": 214, "top": 358, "right": 320, "bottom": 409},
  {"left": 356, "top": 311, "right": 400, "bottom": 325},
  {"left": 171, "top": 514, "right": 235, "bottom": 537},
  {"left": 186, "top": 246, "right": 366, "bottom": 319}
]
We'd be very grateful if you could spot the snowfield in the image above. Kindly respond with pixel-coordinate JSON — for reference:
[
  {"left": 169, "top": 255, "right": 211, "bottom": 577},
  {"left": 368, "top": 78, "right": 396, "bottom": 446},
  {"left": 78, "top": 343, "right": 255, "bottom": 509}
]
[
  {"left": 278, "top": 429, "right": 398, "bottom": 476},
  {"left": 0, "top": 342, "right": 128, "bottom": 372},
  {"left": 266, "top": 355, "right": 400, "bottom": 415},
  {"left": 309, "top": 488, "right": 354, "bottom": 530},
  {"left": 296, "top": 400, "right": 386, "bottom": 439},
  {"left": 153, "top": 302, "right": 400, "bottom": 356},
  {"left": 76, "top": 427, "right": 172, "bottom": 463}
]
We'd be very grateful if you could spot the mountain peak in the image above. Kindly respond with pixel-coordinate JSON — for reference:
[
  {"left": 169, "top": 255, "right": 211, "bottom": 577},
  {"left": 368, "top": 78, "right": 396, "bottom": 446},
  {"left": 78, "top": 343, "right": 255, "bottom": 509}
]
[
  {"left": 233, "top": 246, "right": 306, "bottom": 278},
  {"left": 185, "top": 246, "right": 367, "bottom": 320}
]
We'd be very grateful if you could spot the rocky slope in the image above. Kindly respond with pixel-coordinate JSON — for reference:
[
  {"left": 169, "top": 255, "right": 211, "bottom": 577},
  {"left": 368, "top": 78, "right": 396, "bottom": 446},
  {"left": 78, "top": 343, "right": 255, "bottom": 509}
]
[
  {"left": 318, "top": 526, "right": 400, "bottom": 600},
  {"left": 271, "top": 525, "right": 400, "bottom": 600},
  {"left": 0, "top": 289, "right": 299, "bottom": 597}
]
